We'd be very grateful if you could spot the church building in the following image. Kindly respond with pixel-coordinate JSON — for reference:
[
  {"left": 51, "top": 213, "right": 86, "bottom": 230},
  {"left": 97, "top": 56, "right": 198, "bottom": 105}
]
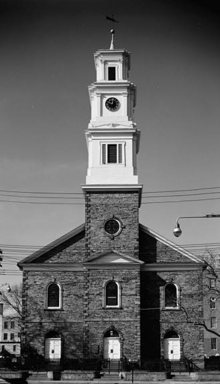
[{"left": 18, "top": 33, "right": 205, "bottom": 371}]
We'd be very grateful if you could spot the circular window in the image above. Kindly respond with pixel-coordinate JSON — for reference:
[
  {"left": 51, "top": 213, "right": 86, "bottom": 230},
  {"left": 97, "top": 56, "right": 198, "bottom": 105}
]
[{"left": 104, "top": 218, "right": 121, "bottom": 236}]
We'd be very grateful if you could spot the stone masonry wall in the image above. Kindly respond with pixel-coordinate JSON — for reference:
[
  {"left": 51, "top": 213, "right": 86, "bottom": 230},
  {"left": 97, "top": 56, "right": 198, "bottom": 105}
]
[
  {"left": 139, "top": 229, "right": 195, "bottom": 263},
  {"left": 140, "top": 268, "right": 204, "bottom": 365},
  {"left": 84, "top": 268, "right": 141, "bottom": 361},
  {"left": 85, "top": 191, "right": 139, "bottom": 259},
  {"left": 22, "top": 270, "right": 85, "bottom": 360}
]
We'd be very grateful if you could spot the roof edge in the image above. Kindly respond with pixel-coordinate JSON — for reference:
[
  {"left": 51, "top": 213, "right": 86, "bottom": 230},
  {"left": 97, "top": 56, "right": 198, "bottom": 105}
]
[
  {"left": 17, "top": 223, "right": 85, "bottom": 268},
  {"left": 139, "top": 223, "right": 204, "bottom": 264},
  {"left": 85, "top": 249, "right": 144, "bottom": 264}
]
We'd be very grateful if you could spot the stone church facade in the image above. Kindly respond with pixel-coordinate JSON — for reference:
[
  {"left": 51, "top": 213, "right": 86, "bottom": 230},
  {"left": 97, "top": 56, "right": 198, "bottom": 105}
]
[{"left": 18, "top": 35, "right": 205, "bottom": 369}]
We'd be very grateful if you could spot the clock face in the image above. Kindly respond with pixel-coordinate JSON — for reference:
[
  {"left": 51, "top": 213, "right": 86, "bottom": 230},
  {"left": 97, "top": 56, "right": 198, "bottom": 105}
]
[{"left": 105, "top": 97, "right": 120, "bottom": 112}]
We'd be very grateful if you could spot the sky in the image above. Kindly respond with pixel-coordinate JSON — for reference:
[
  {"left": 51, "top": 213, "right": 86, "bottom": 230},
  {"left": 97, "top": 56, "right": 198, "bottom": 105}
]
[{"left": 0, "top": 0, "right": 220, "bottom": 286}]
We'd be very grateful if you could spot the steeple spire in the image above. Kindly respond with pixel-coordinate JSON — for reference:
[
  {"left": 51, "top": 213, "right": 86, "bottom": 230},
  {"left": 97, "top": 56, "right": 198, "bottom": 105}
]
[
  {"left": 106, "top": 15, "right": 119, "bottom": 50},
  {"left": 110, "top": 29, "right": 115, "bottom": 50}
]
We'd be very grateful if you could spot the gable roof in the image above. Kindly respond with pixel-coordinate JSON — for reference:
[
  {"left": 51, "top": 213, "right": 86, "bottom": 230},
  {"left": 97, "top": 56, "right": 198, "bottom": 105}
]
[
  {"left": 17, "top": 223, "right": 85, "bottom": 267},
  {"left": 17, "top": 221, "right": 203, "bottom": 269},
  {"left": 139, "top": 223, "right": 202, "bottom": 264}
]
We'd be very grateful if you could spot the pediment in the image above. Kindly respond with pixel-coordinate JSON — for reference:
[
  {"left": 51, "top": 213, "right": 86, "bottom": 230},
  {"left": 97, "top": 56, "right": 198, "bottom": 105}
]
[
  {"left": 84, "top": 250, "right": 144, "bottom": 266},
  {"left": 18, "top": 224, "right": 85, "bottom": 267},
  {"left": 139, "top": 223, "right": 203, "bottom": 265}
]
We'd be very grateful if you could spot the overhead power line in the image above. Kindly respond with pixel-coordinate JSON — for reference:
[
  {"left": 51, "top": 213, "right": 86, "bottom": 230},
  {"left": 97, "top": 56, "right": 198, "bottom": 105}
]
[
  {"left": 0, "top": 189, "right": 82, "bottom": 195},
  {"left": 142, "top": 186, "right": 220, "bottom": 194},
  {"left": 0, "top": 186, "right": 220, "bottom": 205}
]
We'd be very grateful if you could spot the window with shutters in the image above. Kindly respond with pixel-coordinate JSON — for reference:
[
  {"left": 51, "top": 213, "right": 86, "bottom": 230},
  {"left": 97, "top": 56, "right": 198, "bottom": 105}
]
[
  {"left": 103, "top": 281, "right": 121, "bottom": 308},
  {"left": 47, "top": 283, "right": 62, "bottom": 309},
  {"left": 101, "top": 143, "right": 124, "bottom": 165}
]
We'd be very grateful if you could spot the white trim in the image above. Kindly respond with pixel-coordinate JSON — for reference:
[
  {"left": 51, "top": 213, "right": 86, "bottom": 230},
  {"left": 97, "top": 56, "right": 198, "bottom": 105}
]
[
  {"left": 103, "top": 280, "right": 122, "bottom": 309},
  {"left": 101, "top": 142, "right": 125, "bottom": 165},
  {"left": 46, "top": 282, "right": 62, "bottom": 310},
  {"left": 21, "top": 264, "right": 84, "bottom": 271},
  {"left": 142, "top": 263, "right": 203, "bottom": 271},
  {"left": 164, "top": 283, "right": 180, "bottom": 310},
  {"left": 139, "top": 223, "right": 203, "bottom": 264}
]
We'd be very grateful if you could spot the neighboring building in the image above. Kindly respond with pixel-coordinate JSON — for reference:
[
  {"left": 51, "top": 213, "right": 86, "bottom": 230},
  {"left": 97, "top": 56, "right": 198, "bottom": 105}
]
[
  {"left": 203, "top": 258, "right": 220, "bottom": 357},
  {"left": 18, "top": 35, "right": 205, "bottom": 369},
  {"left": 0, "top": 304, "right": 21, "bottom": 356}
]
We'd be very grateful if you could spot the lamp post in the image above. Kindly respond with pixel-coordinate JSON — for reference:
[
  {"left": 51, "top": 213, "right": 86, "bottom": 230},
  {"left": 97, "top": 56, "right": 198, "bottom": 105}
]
[{"left": 173, "top": 214, "right": 220, "bottom": 237}]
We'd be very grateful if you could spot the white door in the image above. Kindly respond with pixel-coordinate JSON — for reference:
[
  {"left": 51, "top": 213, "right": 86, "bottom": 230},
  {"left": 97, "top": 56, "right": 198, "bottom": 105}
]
[
  {"left": 45, "top": 338, "right": 61, "bottom": 360},
  {"left": 164, "top": 338, "right": 180, "bottom": 360},
  {"left": 104, "top": 337, "right": 120, "bottom": 360}
]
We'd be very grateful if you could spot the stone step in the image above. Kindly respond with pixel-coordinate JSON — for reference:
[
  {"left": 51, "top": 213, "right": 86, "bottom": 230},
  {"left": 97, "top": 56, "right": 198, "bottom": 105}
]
[
  {"left": 28, "top": 372, "right": 48, "bottom": 381},
  {"left": 172, "top": 373, "right": 193, "bottom": 381}
]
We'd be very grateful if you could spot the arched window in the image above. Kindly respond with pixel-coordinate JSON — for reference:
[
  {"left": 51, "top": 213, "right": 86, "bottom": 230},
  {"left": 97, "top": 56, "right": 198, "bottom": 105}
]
[
  {"left": 103, "top": 281, "right": 121, "bottom": 308},
  {"left": 47, "top": 283, "right": 62, "bottom": 309},
  {"left": 106, "top": 281, "right": 118, "bottom": 306},
  {"left": 165, "top": 283, "right": 178, "bottom": 308}
]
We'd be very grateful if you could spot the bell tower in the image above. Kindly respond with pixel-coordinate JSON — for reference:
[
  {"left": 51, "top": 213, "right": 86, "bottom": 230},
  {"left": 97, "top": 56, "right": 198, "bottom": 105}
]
[
  {"left": 85, "top": 30, "right": 141, "bottom": 185},
  {"left": 82, "top": 32, "right": 142, "bottom": 259}
]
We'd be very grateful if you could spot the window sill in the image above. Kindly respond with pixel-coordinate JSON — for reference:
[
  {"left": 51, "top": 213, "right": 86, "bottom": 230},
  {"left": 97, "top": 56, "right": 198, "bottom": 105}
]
[
  {"left": 102, "top": 307, "right": 123, "bottom": 310},
  {"left": 44, "top": 308, "right": 64, "bottom": 311},
  {"left": 163, "top": 307, "right": 181, "bottom": 311}
]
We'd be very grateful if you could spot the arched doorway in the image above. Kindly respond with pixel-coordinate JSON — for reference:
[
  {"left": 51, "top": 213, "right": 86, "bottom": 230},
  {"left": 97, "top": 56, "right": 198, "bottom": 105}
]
[
  {"left": 103, "top": 328, "right": 121, "bottom": 360},
  {"left": 164, "top": 330, "right": 180, "bottom": 361},
  {"left": 45, "top": 331, "right": 61, "bottom": 361}
]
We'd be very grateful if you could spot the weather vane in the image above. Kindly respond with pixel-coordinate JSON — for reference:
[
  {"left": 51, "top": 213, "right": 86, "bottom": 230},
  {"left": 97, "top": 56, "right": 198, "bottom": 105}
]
[{"left": 106, "top": 15, "right": 119, "bottom": 50}]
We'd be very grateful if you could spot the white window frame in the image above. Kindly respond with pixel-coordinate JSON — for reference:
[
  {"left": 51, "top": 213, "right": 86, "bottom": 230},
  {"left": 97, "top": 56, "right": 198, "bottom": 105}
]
[
  {"left": 103, "top": 280, "right": 122, "bottom": 309},
  {"left": 164, "top": 283, "right": 180, "bottom": 309},
  {"left": 101, "top": 142, "right": 125, "bottom": 165},
  {"left": 46, "top": 282, "right": 62, "bottom": 310}
]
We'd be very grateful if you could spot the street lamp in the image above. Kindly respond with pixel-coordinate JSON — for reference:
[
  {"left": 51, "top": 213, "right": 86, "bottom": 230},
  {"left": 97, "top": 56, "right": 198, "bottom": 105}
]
[{"left": 173, "top": 214, "right": 220, "bottom": 237}]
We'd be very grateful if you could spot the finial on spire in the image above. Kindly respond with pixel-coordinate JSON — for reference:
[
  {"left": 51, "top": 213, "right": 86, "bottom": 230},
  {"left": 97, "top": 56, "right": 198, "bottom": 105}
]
[
  {"left": 110, "top": 29, "right": 115, "bottom": 50},
  {"left": 106, "top": 15, "right": 119, "bottom": 50}
]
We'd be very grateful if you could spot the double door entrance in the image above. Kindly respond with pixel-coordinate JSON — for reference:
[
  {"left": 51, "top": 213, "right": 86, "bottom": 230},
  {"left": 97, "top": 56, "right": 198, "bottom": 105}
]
[
  {"left": 164, "top": 338, "right": 180, "bottom": 360},
  {"left": 45, "top": 338, "right": 61, "bottom": 361},
  {"left": 104, "top": 337, "right": 121, "bottom": 360}
]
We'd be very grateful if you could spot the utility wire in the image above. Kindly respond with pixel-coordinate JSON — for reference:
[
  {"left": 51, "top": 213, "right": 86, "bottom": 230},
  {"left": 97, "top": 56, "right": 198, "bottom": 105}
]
[{"left": 1, "top": 186, "right": 220, "bottom": 195}]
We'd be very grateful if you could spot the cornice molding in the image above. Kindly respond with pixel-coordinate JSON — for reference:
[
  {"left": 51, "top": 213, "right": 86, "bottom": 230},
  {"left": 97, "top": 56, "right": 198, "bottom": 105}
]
[
  {"left": 142, "top": 263, "right": 204, "bottom": 271},
  {"left": 19, "top": 263, "right": 85, "bottom": 272}
]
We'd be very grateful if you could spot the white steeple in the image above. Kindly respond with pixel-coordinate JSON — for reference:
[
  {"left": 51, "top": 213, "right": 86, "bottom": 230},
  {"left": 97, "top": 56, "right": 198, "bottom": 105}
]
[{"left": 85, "top": 33, "right": 140, "bottom": 185}]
